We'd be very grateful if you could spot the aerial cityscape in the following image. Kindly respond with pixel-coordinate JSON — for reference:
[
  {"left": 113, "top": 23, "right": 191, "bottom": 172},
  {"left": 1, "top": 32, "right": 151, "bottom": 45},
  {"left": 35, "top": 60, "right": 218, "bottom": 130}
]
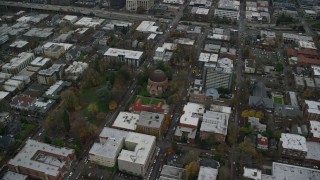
[{"left": 0, "top": 0, "right": 319, "bottom": 179}]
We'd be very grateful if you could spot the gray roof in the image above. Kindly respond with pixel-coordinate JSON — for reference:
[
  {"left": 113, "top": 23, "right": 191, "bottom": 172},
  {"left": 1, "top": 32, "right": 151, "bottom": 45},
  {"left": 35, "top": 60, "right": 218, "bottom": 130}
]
[
  {"left": 249, "top": 96, "right": 274, "bottom": 109},
  {"left": 274, "top": 104, "right": 303, "bottom": 117},
  {"left": 136, "top": 111, "right": 164, "bottom": 129},
  {"left": 252, "top": 81, "right": 267, "bottom": 97},
  {"left": 160, "top": 165, "right": 185, "bottom": 179},
  {"left": 0, "top": 135, "right": 15, "bottom": 150}
]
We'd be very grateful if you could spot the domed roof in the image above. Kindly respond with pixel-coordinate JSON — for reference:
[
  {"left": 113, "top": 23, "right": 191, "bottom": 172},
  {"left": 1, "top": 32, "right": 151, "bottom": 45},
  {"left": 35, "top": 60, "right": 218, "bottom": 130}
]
[{"left": 149, "top": 69, "right": 168, "bottom": 82}]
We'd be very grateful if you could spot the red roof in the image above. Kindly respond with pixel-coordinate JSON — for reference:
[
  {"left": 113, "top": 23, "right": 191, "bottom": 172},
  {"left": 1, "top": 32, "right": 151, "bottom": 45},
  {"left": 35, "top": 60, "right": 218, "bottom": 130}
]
[
  {"left": 297, "top": 49, "right": 318, "bottom": 57},
  {"left": 258, "top": 136, "right": 269, "bottom": 146},
  {"left": 298, "top": 55, "right": 320, "bottom": 65},
  {"left": 287, "top": 48, "right": 297, "bottom": 57}
]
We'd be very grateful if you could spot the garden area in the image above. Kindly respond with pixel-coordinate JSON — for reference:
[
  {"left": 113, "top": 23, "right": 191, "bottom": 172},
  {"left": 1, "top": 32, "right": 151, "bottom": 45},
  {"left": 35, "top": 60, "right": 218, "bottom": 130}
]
[{"left": 272, "top": 93, "right": 284, "bottom": 105}]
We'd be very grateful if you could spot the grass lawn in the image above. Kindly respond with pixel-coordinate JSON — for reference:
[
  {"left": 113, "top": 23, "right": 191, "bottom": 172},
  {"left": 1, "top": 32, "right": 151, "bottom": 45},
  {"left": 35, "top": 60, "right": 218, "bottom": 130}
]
[
  {"left": 136, "top": 95, "right": 165, "bottom": 105},
  {"left": 273, "top": 96, "right": 284, "bottom": 104}
]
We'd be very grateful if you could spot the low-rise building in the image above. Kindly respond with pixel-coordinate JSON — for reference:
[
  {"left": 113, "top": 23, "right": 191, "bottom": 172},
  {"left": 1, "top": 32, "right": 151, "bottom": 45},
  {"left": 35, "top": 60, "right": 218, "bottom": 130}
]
[
  {"left": 257, "top": 134, "right": 268, "bottom": 150},
  {"left": 136, "top": 21, "right": 159, "bottom": 33},
  {"left": 160, "top": 165, "right": 185, "bottom": 180},
  {"left": 37, "top": 64, "right": 64, "bottom": 85},
  {"left": 2, "top": 171, "right": 28, "bottom": 180},
  {"left": 44, "top": 44, "right": 65, "bottom": 59},
  {"left": 282, "top": 33, "right": 313, "bottom": 43},
  {"left": 279, "top": 133, "right": 307, "bottom": 158},
  {"left": 248, "top": 117, "right": 266, "bottom": 132},
  {"left": 64, "top": 61, "right": 88, "bottom": 80},
  {"left": 74, "top": 17, "right": 104, "bottom": 28},
  {"left": 245, "top": 59, "right": 256, "bottom": 73},
  {"left": 112, "top": 112, "right": 139, "bottom": 131},
  {"left": 198, "top": 166, "right": 218, "bottom": 180},
  {"left": 243, "top": 167, "right": 262, "bottom": 180},
  {"left": 200, "top": 111, "right": 229, "bottom": 142},
  {"left": 8, "top": 139, "right": 75, "bottom": 180},
  {"left": 294, "top": 75, "right": 305, "bottom": 90},
  {"left": 304, "top": 9, "right": 317, "bottom": 19},
  {"left": 136, "top": 111, "right": 165, "bottom": 138},
  {"left": 42, "top": 80, "right": 71, "bottom": 100},
  {"left": 30, "top": 57, "right": 51, "bottom": 68},
  {"left": 10, "top": 94, "right": 35, "bottom": 111},
  {"left": 2, "top": 52, "right": 35, "bottom": 74},
  {"left": 104, "top": 48, "right": 143, "bottom": 67},
  {"left": 9, "top": 40, "right": 29, "bottom": 52},
  {"left": 304, "top": 100, "right": 320, "bottom": 120}
]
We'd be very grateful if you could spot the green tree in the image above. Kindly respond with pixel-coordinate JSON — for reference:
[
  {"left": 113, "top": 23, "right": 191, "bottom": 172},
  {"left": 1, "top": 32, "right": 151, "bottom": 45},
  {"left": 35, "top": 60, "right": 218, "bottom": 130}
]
[
  {"left": 43, "top": 135, "right": 52, "bottom": 144},
  {"left": 61, "top": 89, "right": 79, "bottom": 111},
  {"left": 217, "top": 166, "right": 230, "bottom": 180},
  {"left": 227, "top": 124, "right": 237, "bottom": 145},
  {"left": 239, "top": 139, "right": 257, "bottom": 157},
  {"left": 83, "top": 68, "right": 101, "bottom": 88},
  {"left": 53, "top": 138, "right": 64, "bottom": 147},
  {"left": 275, "top": 63, "right": 284, "bottom": 72},
  {"left": 62, "top": 110, "right": 70, "bottom": 132},
  {"left": 184, "top": 151, "right": 199, "bottom": 165},
  {"left": 97, "top": 83, "right": 112, "bottom": 105}
]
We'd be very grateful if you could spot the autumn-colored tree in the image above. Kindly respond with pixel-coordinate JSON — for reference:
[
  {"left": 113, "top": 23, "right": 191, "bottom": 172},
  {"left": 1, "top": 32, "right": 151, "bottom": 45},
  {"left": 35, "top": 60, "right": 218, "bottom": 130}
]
[
  {"left": 241, "top": 110, "right": 250, "bottom": 118},
  {"left": 255, "top": 111, "right": 264, "bottom": 119},
  {"left": 108, "top": 100, "right": 117, "bottom": 111},
  {"left": 61, "top": 89, "right": 79, "bottom": 111},
  {"left": 303, "top": 88, "right": 314, "bottom": 98},
  {"left": 87, "top": 103, "right": 99, "bottom": 114},
  {"left": 239, "top": 139, "right": 257, "bottom": 157},
  {"left": 185, "top": 161, "right": 200, "bottom": 180},
  {"left": 217, "top": 166, "right": 230, "bottom": 180},
  {"left": 184, "top": 151, "right": 199, "bottom": 165},
  {"left": 248, "top": 110, "right": 256, "bottom": 117}
]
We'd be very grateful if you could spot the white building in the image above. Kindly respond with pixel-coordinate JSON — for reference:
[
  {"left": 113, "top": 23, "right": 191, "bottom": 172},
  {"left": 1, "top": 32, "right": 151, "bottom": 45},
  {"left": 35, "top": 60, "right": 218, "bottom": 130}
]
[
  {"left": 9, "top": 40, "right": 29, "bottom": 49},
  {"left": 104, "top": 48, "right": 143, "bottom": 67},
  {"left": 200, "top": 111, "right": 229, "bottom": 142},
  {"left": 2, "top": 52, "right": 35, "bottom": 74},
  {"left": 75, "top": 17, "right": 104, "bottom": 27},
  {"left": 298, "top": 41, "right": 317, "bottom": 50},
  {"left": 154, "top": 43, "right": 177, "bottom": 62},
  {"left": 126, "top": 0, "right": 154, "bottom": 11},
  {"left": 282, "top": 33, "right": 313, "bottom": 43},
  {"left": 64, "top": 61, "right": 88, "bottom": 76},
  {"left": 262, "top": 162, "right": 320, "bottom": 180},
  {"left": 310, "top": 120, "right": 320, "bottom": 140},
  {"left": 280, "top": 133, "right": 308, "bottom": 158},
  {"left": 30, "top": 57, "right": 51, "bottom": 68},
  {"left": 198, "top": 166, "right": 218, "bottom": 180},
  {"left": 163, "top": 0, "right": 184, "bottom": 4},
  {"left": 243, "top": 167, "right": 262, "bottom": 180},
  {"left": 304, "top": 9, "right": 317, "bottom": 19},
  {"left": 118, "top": 132, "right": 156, "bottom": 176},
  {"left": 198, "top": 53, "right": 218, "bottom": 64},
  {"left": 63, "top": 15, "right": 78, "bottom": 24},
  {"left": 112, "top": 112, "right": 140, "bottom": 131},
  {"left": 304, "top": 100, "right": 320, "bottom": 120},
  {"left": 136, "top": 21, "right": 159, "bottom": 33},
  {"left": 214, "top": 0, "right": 240, "bottom": 20},
  {"left": 89, "top": 127, "right": 156, "bottom": 177}
]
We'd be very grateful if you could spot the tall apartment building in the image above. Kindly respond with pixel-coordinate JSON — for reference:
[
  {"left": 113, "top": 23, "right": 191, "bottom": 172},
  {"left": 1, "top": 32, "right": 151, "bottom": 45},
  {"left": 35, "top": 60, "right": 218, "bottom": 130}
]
[
  {"left": 126, "top": 0, "right": 155, "bottom": 11},
  {"left": 104, "top": 48, "right": 143, "bottom": 67},
  {"left": 37, "top": 64, "right": 64, "bottom": 85},
  {"left": 2, "top": 52, "right": 35, "bottom": 74},
  {"left": 204, "top": 67, "right": 232, "bottom": 90},
  {"left": 8, "top": 139, "right": 76, "bottom": 180},
  {"left": 89, "top": 127, "right": 156, "bottom": 177}
]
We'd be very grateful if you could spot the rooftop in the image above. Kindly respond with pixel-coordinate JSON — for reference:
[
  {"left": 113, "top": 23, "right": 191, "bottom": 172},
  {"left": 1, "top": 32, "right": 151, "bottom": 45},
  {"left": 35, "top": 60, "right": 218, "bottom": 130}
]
[
  {"left": 282, "top": 33, "right": 313, "bottom": 42},
  {"left": 288, "top": 91, "right": 298, "bottom": 107},
  {"left": 89, "top": 127, "right": 128, "bottom": 160},
  {"left": 306, "top": 141, "right": 320, "bottom": 161},
  {"left": 118, "top": 131, "right": 156, "bottom": 164},
  {"left": 200, "top": 111, "right": 229, "bottom": 135},
  {"left": 174, "top": 38, "right": 195, "bottom": 46},
  {"left": 43, "top": 80, "right": 71, "bottom": 99},
  {"left": 264, "top": 162, "right": 320, "bottom": 180},
  {"left": 65, "top": 61, "right": 88, "bottom": 75},
  {"left": 175, "top": 126, "right": 197, "bottom": 139},
  {"left": 137, "top": 111, "right": 165, "bottom": 129},
  {"left": 160, "top": 165, "right": 185, "bottom": 179},
  {"left": 9, "top": 40, "right": 28, "bottom": 48},
  {"left": 8, "top": 139, "right": 74, "bottom": 177},
  {"left": 42, "top": 42, "right": 73, "bottom": 51},
  {"left": 0, "top": 91, "right": 9, "bottom": 101},
  {"left": 136, "top": 21, "right": 159, "bottom": 33},
  {"left": 38, "top": 64, "right": 64, "bottom": 76},
  {"left": 299, "top": 41, "right": 316, "bottom": 50},
  {"left": 30, "top": 57, "right": 51, "bottom": 67},
  {"left": 243, "top": 167, "right": 262, "bottom": 180},
  {"left": 312, "top": 66, "right": 320, "bottom": 76},
  {"left": 198, "top": 166, "right": 218, "bottom": 180},
  {"left": 75, "top": 17, "right": 104, "bottom": 27},
  {"left": 104, "top": 48, "right": 143, "bottom": 60},
  {"left": 310, "top": 120, "right": 320, "bottom": 138},
  {"left": 198, "top": 53, "right": 218, "bottom": 63},
  {"left": 2, "top": 171, "right": 28, "bottom": 180},
  {"left": 305, "top": 100, "right": 320, "bottom": 115},
  {"left": 280, "top": 133, "right": 307, "bottom": 152},
  {"left": 112, "top": 112, "right": 139, "bottom": 131},
  {"left": 180, "top": 102, "right": 205, "bottom": 127},
  {"left": 63, "top": 15, "right": 78, "bottom": 23},
  {"left": 2, "top": 52, "right": 34, "bottom": 70},
  {"left": 24, "top": 28, "right": 53, "bottom": 38}
]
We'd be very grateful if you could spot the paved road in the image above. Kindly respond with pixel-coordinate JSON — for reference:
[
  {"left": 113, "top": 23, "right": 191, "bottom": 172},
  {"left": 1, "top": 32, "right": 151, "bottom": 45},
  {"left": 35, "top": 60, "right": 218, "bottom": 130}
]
[{"left": 0, "top": 1, "right": 169, "bottom": 22}]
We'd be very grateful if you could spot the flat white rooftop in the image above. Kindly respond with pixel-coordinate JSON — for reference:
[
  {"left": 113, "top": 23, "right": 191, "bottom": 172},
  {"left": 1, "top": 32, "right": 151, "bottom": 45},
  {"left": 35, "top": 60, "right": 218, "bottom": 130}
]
[
  {"left": 89, "top": 127, "right": 128, "bottom": 160},
  {"left": 30, "top": 57, "right": 50, "bottom": 67},
  {"left": 306, "top": 141, "right": 320, "bottom": 161},
  {"left": 75, "top": 17, "right": 104, "bottom": 27},
  {"left": 0, "top": 91, "right": 9, "bottom": 100},
  {"left": 200, "top": 111, "right": 229, "bottom": 135},
  {"left": 243, "top": 167, "right": 261, "bottom": 180},
  {"left": 2, "top": 171, "right": 28, "bottom": 180},
  {"left": 136, "top": 21, "right": 159, "bottom": 33},
  {"left": 112, "top": 112, "right": 139, "bottom": 131},
  {"left": 265, "top": 162, "right": 320, "bottom": 180},
  {"left": 310, "top": 120, "right": 320, "bottom": 138},
  {"left": 118, "top": 131, "right": 155, "bottom": 165},
  {"left": 280, "top": 133, "right": 307, "bottom": 152},
  {"left": 2, "top": 52, "right": 34, "bottom": 70},
  {"left": 9, "top": 40, "right": 28, "bottom": 48},
  {"left": 8, "top": 139, "right": 74, "bottom": 177},
  {"left": 210, "top": 104, "right": 232, "bottom": 114},
  {"left": 198, "top": 53, "right": 218, "bottom": 63},
  {"left": 288, "top": 91, "right": 298, "bottom": 107},
  {"left": 180, "top": 103, "right": 205, "bottom": 127},
  {"left": 311, "top": 66, "right": 320, "bottom": 76},
  {"left": 305, "top": 100, "right": 320, "bottom": 115},
  {"left": 299, "top": 41, "right": 316, "bottom": 50},
  {"left": 63, "top": 15, "right": 78, "bottom": 23},
  {"left": 42, "top": 42, "right": 73, "bottom": 51},
  {"left": 104, "top": 48, "right": 143, "bottom": 60},
  {"left": 198, "top": 166, "right": 218, "bottom": 180}
]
